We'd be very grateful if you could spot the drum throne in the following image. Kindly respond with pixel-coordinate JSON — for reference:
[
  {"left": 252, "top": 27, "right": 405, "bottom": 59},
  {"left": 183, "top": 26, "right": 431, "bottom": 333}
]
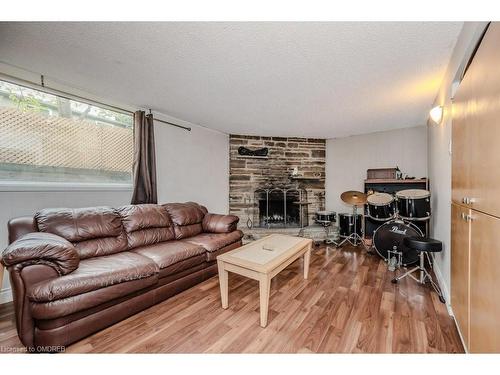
[{"left": 391, "top": 236, "right": 446, "bottom": 303}]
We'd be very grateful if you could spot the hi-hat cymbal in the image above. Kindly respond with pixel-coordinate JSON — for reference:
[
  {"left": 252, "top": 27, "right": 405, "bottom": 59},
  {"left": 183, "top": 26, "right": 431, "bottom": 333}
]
[{"left": 340, "top": 190, "right": 367, "bottom": 206}]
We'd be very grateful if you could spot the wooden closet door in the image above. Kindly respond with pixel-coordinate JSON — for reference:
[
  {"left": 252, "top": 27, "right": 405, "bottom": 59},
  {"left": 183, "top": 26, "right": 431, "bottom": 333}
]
[
  {"left": 451, "top": 203, "right": 470, "bottom": 348},
  {"left": 469, "top": 209, "right": 500, "bottom": 352},
  {"left": 455, "top": 23, "right": 500, "bottom": 216},
  {"left": 451, "top": 63, "right": 474, "bottom": 206}
]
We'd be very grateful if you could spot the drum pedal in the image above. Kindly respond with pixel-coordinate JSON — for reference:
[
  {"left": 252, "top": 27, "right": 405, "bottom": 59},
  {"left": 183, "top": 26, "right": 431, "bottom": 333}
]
[
  {"left": 387, "top": 249, "right": 403, "bottom": 272},
  {"left": 388, "top": 256, "right": 398, "bottom": 272}
]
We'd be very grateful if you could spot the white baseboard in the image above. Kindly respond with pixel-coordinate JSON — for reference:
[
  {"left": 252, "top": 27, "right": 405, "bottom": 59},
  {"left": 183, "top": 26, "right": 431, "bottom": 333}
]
[
  {"left": 452, "top": 314, "right": 468, "bottom": 353},
  {"left": 432, "top": 259, "right": 468, "bottom": 352},
  {"left": 0, "top": 288, "right": 13, "bottom": 305},
  {"left": 432, "top": 259, "right": 452, "bottom": 316}
]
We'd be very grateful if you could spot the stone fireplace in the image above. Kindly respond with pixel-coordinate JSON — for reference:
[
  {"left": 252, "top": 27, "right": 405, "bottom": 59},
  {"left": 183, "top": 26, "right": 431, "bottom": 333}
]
[{"left": 229, "top": 134, "right": 326, "bottom": 234}]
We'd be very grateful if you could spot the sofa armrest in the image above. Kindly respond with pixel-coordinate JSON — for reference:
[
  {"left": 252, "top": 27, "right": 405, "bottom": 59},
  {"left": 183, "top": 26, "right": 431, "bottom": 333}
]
[
  {"left": 1, "top": 232, "right": 79, "bottom": 276},
  {"left": 202, "top": 213, "right": 240, "bottom": 233}
]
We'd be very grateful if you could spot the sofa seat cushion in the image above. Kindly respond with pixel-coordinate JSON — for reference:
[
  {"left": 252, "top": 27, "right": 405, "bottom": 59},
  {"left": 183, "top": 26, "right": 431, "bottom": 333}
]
[
  {"left": 28, "top": 252, "right": 158, "bottom": 303},
  {"left": 205, "top": 241, "right": 242, "bottom": 262},
  {"left": 29, "top": 276, "right": 157, "bottom": 320},
  {"left": 184, "top": 230, "right": 243, "bottom": 253},
  {"left": 131, "top": 241, "right": 206, "bottom": 276}
]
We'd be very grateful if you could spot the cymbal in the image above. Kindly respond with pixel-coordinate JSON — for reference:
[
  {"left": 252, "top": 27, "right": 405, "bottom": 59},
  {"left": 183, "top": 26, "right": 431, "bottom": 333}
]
[{"left": 340, "top": 190, "right": 367, "bottom": 206}]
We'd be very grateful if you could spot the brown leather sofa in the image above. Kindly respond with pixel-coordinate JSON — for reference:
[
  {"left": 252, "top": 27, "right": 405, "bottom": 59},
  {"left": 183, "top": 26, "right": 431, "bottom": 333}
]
[{"left": 1, "top": 202, "right": 242, "bottom": 351}]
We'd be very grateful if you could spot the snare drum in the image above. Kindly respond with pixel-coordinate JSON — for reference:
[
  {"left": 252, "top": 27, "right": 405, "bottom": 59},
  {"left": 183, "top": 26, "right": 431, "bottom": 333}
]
[
  {"left": 396, "top": 189, "right": 431, "bottom": 221},
  {"left": 367, "top": 192, "right": 395, "bottom": 221},
  {"left": 315, "top": 210, "right": 336, "bottom": 224},
  {"left": 338, "top": 213, "right": 363, "bottom": 238}
]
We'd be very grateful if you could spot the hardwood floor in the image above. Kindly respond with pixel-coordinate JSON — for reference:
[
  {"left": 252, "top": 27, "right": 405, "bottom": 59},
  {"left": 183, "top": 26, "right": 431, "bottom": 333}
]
[{"left": 0, "top": 245, "right": 464, "bottom": 353}]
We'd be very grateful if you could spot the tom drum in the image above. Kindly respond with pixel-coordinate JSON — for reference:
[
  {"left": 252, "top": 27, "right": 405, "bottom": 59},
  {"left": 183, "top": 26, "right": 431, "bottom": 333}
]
[
  {"left": 367, "top": 192, "right": 395, "bottom": 221},
  {"left": 396, "top": 189, "right": 431, "bottom": 221}
]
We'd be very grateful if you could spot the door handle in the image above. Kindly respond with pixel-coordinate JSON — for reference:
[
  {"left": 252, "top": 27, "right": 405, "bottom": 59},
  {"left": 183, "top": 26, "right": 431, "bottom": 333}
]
[
  {"left": 462, "top": 197, "right": 475, "bottom": 205},
  {"left": 461, "top": 212, "right": 473, "bottom": 222}
]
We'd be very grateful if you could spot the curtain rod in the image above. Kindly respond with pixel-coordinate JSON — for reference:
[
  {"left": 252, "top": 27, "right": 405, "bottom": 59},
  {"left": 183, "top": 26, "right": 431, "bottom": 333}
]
[
  {"left": 0, "top": 72, "right": 191, "bottom": 132},
  {"left": 148, "top": 112, "right": 191, "bottom": 131}
]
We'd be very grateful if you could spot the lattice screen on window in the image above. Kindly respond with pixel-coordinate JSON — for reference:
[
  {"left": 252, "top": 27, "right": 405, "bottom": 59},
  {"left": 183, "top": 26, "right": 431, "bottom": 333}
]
[{"left": 0, "top": 108, "right": 133, "bottom": 173}]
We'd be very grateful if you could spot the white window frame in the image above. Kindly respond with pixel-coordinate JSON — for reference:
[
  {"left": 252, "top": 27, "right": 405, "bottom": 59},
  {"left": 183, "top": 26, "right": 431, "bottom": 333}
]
[{"left": 0, "top": 72, "right": 135, "bottom": 192}]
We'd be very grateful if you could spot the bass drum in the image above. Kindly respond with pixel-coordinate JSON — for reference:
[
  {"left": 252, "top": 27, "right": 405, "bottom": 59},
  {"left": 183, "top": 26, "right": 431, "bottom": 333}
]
[{"left": 373, "top": 220, "right": 423, "bottom": 266}]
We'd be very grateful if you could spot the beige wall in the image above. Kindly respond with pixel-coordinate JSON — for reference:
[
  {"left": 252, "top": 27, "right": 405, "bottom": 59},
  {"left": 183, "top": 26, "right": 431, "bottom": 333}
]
[
  {"left": 155, "top": 122, "right": 229, "bottom": 214},
  {"left": 427, "top": 22, "right": 488, "bottom": 305},
  {"left": 325, "top": 126, "right": 428, "bottom": 214}
]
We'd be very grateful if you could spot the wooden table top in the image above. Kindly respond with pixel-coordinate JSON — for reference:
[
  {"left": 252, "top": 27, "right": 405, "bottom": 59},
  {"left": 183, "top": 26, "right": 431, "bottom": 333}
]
[{"left": 217, "top": 234, "right": 312, "bottom": 274}]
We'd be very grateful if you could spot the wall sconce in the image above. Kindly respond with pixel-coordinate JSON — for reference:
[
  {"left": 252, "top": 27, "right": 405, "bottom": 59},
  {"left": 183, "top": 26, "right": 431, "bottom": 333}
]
[{"left": 430, "top": 105, "right": 443, "bottom": 124}]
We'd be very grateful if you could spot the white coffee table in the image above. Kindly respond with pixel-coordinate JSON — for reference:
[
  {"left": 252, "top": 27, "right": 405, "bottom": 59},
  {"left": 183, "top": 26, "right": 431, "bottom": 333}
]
[{"left": 216, "top": 234, "right": 312, "bottom": 327}]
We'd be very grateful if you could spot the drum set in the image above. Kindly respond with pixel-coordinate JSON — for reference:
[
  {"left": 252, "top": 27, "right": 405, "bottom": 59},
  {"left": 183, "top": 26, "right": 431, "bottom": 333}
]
[
  {"left": 315, "top": 188, "right": 432, "bottom": 271},
  {"left": 366, "top": 189, "right": 430, "bottom": 269}
]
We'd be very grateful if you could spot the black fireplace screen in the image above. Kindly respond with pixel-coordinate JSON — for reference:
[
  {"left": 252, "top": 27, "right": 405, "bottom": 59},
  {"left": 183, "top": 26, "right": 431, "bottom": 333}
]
[{"left": 254, "top": 188, "right": 306, "bottom": 228}]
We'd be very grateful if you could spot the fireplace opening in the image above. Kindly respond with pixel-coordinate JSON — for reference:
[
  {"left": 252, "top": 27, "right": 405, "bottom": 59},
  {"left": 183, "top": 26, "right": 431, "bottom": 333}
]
[{"left": 254, "top": 188, "right": 305, "bottom": 228}]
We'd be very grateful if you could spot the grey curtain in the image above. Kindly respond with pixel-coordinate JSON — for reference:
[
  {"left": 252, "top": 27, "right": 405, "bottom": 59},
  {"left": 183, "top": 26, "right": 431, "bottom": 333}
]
[{"left": 131, "top": 110, "right": 158, "bottom": 204}]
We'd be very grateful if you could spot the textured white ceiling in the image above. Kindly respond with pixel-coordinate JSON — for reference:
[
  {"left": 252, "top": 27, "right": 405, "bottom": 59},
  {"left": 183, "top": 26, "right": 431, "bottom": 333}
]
[{"left": 0, "top": 22, "right": 462, "bottom": 138}]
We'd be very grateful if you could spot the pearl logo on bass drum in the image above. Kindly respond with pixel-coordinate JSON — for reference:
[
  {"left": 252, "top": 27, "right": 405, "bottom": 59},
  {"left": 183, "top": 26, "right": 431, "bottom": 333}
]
[
  {"left": 390, "top": 226, "right": 407, "bottom": 235},
  {"left": 373, "top": 220, "right": 423, "bottom": 266}
]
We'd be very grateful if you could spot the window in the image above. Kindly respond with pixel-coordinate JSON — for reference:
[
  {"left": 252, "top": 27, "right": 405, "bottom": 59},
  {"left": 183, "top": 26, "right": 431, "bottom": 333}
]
[{"left": 0, "top": 80, "right": 133, "bottom": 186}]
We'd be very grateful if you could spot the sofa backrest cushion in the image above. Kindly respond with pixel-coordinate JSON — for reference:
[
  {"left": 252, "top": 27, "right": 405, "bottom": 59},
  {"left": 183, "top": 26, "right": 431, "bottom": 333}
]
[
  {"left": 202, "top": 213, "right": 240, "bottom": 233},
  {"left": 35, "top": 207, "right": 127, "bottom": 259},
  {"left": 162, "top": 202, "right": 208, "bottom": 239},
  {"left": 117, "top": 204, "right": 175, "bottom": 249}
]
